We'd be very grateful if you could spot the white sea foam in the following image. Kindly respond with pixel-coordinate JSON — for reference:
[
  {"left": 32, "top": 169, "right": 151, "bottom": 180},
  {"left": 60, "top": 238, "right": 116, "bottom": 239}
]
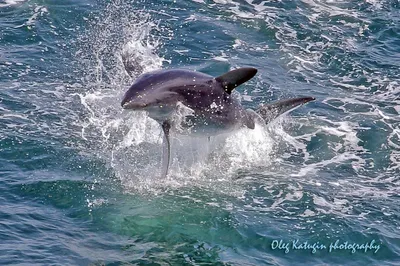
[
  {"left": 0, "top": 0, "right": 25, "bottom": 8},
  {"left": 26, "top": 5, "right": 48, "bottom": 26}
]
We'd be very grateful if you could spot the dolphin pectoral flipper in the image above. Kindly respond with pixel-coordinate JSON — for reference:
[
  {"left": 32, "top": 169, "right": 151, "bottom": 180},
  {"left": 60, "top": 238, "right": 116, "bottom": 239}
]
[
  {"left": 257, "top": 97, "right": 315, "bottom": 124},
  {"left": 215, "top": 68, "right": 258, "bottom": 94},
  {"left": 161, "top": 121, "right": 171, "bottom": 178}
]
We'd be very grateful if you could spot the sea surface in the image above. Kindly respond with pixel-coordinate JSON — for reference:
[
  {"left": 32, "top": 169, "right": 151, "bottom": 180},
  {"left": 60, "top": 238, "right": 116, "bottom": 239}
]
[{"left": 0, "top": 0, "right": 399, "bottom": 265}]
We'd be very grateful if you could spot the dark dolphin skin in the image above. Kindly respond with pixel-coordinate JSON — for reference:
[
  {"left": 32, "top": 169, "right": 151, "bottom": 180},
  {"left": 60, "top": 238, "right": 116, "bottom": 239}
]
[{"left": 121, "top": 68, "right": 315, "bottom": 177}]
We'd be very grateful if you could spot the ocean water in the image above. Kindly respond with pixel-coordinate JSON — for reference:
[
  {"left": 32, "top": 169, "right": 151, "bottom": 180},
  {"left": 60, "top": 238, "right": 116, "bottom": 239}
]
[{"left": 0, "top": 0, "right": 399, "bottom": 265}]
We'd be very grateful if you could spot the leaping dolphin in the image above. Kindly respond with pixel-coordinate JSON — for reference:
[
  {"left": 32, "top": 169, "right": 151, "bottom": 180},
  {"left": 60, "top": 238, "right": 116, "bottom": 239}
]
[{"left": 121, "top": 68, "right": 314, "bottom": 177}]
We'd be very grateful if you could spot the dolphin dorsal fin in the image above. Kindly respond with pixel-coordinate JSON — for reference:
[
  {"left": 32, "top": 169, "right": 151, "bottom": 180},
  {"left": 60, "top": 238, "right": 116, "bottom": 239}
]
[{"left": 215, "top": 67, "right": 257, "bottom": 94}]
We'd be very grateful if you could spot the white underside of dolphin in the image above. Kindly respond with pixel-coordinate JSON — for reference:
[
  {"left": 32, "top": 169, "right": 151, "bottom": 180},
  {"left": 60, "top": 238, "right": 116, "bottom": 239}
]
[{"left": 121, "top": 67, "right": 315, "bottom": 178}]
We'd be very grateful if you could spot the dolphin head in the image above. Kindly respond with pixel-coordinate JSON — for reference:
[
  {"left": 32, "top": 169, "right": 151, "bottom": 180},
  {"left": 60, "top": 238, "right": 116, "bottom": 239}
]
[
  {"left": 121, "top": 72, "right": 155, "bottom": 109},
  {"left": 121, "top": 71, "right": 180, "bottom": 110}
]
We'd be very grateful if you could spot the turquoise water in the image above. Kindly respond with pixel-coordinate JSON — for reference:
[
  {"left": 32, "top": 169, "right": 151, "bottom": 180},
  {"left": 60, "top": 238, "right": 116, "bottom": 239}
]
[{"left": 1, "top": 0, "right": 399, "bottom": 265}]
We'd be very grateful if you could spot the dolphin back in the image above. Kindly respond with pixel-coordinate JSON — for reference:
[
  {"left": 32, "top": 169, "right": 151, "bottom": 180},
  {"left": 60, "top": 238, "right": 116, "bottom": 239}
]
[{"left": 121, "top": 69, "right": 213, "bottom": 108}]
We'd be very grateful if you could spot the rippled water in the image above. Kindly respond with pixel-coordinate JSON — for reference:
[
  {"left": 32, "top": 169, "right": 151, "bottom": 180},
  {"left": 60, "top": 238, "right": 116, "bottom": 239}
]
[{"left": 1, "top": 0, "right": 399, "bottom": 265}]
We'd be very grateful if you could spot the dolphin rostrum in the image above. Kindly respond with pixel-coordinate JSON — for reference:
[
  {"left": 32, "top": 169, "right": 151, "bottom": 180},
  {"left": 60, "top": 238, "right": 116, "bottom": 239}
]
[{"left": 121, "top": 68, "right": 314, "bottom": 177}]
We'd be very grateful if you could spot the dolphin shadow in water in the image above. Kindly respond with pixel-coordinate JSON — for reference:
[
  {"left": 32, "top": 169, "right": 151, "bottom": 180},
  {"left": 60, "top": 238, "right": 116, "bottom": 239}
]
[{"left": 121, "top": 67, "right": 315, "bottom": 177}]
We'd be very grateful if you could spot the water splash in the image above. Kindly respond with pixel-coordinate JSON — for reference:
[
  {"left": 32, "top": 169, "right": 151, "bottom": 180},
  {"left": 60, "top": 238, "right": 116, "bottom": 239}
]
[{"left": 74, "top": 0, "right": 298, "bottom": 193}]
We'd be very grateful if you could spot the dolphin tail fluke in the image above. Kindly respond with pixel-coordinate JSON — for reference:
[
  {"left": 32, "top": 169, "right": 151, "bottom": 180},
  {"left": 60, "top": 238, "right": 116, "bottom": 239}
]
[
  {"left": 256, "top": 97, "right": 315, "bottom": 124},
  {"left": 161, "top": 121, "right": 171, "bottom": 178}
]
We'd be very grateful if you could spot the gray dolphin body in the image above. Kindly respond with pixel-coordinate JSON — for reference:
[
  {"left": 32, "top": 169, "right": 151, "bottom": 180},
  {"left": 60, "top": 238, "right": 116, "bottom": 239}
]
[{"left": 121, "top": 68, "right": 314, "bottom": 177}]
